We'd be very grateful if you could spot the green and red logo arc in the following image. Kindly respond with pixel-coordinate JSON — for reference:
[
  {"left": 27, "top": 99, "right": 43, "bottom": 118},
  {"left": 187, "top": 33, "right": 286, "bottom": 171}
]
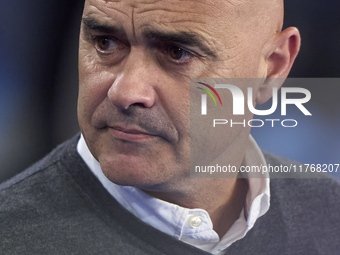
[{"left": 196, "top": 82, "right": 223, "bottom": 106}]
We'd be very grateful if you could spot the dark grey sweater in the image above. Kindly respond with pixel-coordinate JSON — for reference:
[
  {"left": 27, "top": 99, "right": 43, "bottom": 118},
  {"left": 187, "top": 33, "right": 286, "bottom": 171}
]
[{"left": 1, "top": 135, "right": 340, "bottom": 255}]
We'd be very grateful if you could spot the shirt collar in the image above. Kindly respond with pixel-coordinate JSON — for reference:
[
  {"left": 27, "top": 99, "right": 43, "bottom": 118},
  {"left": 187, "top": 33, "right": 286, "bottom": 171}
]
[{"left": 77, "top": 134, "right": 270, "bottom": 254}]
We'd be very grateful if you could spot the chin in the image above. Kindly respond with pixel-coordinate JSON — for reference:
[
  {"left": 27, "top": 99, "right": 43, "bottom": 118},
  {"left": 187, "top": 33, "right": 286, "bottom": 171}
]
[{"left": 98, "top": 155, "right": 170, "bottom": 188}]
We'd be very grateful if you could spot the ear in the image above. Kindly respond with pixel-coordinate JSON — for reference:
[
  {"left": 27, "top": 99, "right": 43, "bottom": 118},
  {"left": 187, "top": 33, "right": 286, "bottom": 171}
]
[{"left": 256, "top": 27, "right": 301, "bottom": 104}]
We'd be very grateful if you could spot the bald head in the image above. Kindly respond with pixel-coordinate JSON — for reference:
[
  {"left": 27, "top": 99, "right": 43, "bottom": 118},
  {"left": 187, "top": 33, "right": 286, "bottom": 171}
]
[
  {"left": 245, "top": 0, "right": 284, "bottom": 35},
  {"left": 216, "top": 0, "right": 284, "bottom": 46}
]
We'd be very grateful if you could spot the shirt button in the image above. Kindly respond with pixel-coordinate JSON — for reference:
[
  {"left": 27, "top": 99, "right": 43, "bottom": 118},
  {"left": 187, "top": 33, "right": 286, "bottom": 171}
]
[{"left": 188, "top": 215, "right": 202, "bottom": 228}]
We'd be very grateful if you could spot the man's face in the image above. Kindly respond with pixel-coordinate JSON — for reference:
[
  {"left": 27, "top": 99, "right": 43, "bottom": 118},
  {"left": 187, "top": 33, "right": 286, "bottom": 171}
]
[{"left": 78, "top": 0, "right": 272, "bottom": 189}]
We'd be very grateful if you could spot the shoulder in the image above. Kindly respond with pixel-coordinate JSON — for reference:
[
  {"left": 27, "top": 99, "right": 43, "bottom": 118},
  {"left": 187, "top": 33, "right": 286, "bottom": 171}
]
[
  {"left": 263, "top": 152, "right": 340, "bottom": 245},
  {"left": 0, "top": 135, "right": 83, "bottom": 216},
  {"left": 229, "top": 150, "right": 340, "bottom": 253},
  {"left": 263, "top": 150, "right": 340, "bottom": 205},
  {"left": 0, "top": 134, "right": 80, "bottom": 192},
  {"left": 0, "top": 135, "right": 83, "bottom": 226},
  {"left": 0, "top": 134, "right": 93, "bottom": 253},
  {"left": 270, "top": 174, "right": 340, "bottom": 217}
]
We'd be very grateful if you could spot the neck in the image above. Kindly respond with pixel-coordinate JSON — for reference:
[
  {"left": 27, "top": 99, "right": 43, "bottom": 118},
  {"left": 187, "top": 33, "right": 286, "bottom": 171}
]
[
  {"left": 209, "top": 178, "right": 248, "bottom": 238},
  {"left": 144, "top": 177, "right": 248, "bottom": 238},
  {"left": 144, "top": 135, "right": 250, "bottom": 238}
]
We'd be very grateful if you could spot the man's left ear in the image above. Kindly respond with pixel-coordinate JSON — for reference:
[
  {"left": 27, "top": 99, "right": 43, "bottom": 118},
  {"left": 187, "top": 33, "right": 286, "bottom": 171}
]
[{"left": 256, "top": 27, "right": 301, "bottom": 104}]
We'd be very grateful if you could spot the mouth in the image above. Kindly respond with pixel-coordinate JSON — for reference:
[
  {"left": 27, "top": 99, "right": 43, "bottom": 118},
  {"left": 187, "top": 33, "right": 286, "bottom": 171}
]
[{"left": 109, "top": 126, "right": 159, "bottom": 142}]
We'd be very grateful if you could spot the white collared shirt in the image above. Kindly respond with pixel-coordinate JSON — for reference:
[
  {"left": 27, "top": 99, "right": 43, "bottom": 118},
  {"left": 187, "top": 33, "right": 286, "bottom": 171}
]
[{"left": 77, "top": 134, "right": 270, "bottom": 254}]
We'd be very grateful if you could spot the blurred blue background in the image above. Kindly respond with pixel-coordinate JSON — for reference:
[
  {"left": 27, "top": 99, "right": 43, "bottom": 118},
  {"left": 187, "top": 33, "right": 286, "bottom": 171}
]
[{"left": 0, "top": 0, "right": 340, "bottom": 182}]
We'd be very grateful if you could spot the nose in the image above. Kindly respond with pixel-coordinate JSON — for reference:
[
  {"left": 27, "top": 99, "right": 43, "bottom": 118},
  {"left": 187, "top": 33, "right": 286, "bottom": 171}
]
[{"left": 108, "top": 50, "right": 157, "bottom": 110}]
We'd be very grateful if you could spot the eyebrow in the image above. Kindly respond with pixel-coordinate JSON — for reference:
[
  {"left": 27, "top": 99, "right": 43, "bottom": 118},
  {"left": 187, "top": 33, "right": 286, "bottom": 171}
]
[
  {"left": 82, "top": 17, "right": 124, "bottom": 35},
  {"left": 81, "top": 17, "right": 217, "bottom": 59},
  {"left": 143, "top": 29, "right": 217, "bottom": 59}
]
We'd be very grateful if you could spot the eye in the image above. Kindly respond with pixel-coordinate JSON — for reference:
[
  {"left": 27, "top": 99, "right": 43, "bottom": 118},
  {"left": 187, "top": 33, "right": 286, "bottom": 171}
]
[
  {"left": 167, "top": 46, "right": 193, "bottom": 61},
  {"left": 93, "top": 36, "right": 121, "bottom": 54}
]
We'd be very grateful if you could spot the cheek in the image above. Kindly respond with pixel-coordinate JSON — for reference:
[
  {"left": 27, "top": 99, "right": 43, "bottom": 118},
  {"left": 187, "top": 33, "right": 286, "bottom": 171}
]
[
  {"left": 78, "top": 48, "right": 116, "bottom": 124},
  {"left": 172, "top": 98, "right": 191, "bottom": 162}
]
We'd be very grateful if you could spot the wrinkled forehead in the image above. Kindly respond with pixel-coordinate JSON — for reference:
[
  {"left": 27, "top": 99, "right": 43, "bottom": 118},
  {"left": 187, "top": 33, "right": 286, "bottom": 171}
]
[
  {"left": 83, "top": 0, "right": 241, "bottom": 28},
  {"left": 82, "top": 0, "right": 277, "bottom": 29},
  {"left": 83, "top": 0, "right": 282, "bottom": 50},
  {"left": 84, "top": 0, "right": 242, "bottom": 16}
]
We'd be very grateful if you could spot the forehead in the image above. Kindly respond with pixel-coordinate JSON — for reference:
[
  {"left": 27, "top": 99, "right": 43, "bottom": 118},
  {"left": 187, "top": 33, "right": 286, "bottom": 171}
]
[
  {"left": 84, "top": 0, "right": 247, "bottom": 38},
  {"left": 83, "top": 0, "right": 260, "bottom": 57},
  {"left": 84, "top": 0, "right": 241, "bottom": 19}
]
